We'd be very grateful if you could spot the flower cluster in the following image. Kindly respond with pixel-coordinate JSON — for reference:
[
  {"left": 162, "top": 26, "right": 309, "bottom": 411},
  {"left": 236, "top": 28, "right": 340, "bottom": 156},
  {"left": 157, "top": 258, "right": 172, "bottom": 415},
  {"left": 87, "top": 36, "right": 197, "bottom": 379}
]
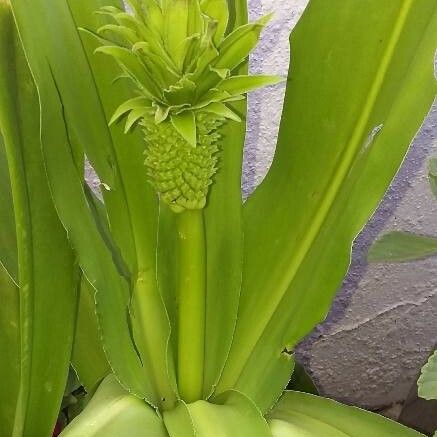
[{"left": 94, "top": 0, "right": 280, "bottom": 211}]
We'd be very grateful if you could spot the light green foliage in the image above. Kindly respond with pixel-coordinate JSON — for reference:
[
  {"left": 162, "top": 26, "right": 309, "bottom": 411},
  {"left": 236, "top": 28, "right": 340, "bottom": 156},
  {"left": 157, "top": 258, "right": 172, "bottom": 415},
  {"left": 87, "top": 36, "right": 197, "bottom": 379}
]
[
  {"left": 418, "top": 350, "right": 437, "bottom": 400},
  {"left": 0, "top": 262, "right": 19, "bottom": 437},
  {"left": 62, "top": 374, "right": 272, "bottom": 436},
  {"left": 0, "top": 1, "right": 78, "bottom": 435},
  {"left": 1, "top": 0, "right": 436, "bottom": 435},
  {"left": 217, "top": 0, "right": 437, "bottom": 411},
  {"left": 63, "top": 377, "right": 428, "bottom": 437},
  {"left": 268, "top": 392, "right": 425, "bottom": 436},
  {"left": 60, "top": 375, "right": 168, "bottom": 437},
  {"left": 92, "top": 0, "right": 280, "bottom": 211}
]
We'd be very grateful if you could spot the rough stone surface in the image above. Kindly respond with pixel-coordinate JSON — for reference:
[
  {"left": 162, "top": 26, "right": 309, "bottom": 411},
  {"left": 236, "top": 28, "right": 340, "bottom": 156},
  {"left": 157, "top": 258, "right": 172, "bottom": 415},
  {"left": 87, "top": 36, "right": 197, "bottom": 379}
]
[{"left": 244, "top": 0, "right": 437, "bottom": 410}]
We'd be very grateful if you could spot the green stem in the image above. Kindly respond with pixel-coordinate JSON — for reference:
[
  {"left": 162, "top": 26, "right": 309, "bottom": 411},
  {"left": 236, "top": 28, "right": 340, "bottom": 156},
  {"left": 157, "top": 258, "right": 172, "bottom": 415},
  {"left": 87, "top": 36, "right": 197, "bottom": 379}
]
[{"left": 177, "top": 209, "right": 206, "bottom": 403}]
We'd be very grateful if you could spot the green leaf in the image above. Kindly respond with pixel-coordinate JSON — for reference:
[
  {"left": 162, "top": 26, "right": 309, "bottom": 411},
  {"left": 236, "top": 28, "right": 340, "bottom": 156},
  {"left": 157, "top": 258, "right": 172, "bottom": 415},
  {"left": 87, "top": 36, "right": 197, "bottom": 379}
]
[
  {"left": 428, "top": 158, "right": 437, "bottom": 198},
  {"left": 368, "top": 231, "right": 437, "bottom": 262},
  {"left": 171, "top": 111, "right": 197, "bottom": 146},
  {"left": 124, "top": 107, "right": 150, "bottom": 132},
  {"left": 60, "top": 375, "right": 168, "bottom": 437},
  {"left": 163, "top": 0, "right": 199, "bottom": 70},
  {"left": 63, "top": 380, "right": 270, "bottom": 436},
  {"left": 98, "top": 23, "right": 139, "bottom": 45},
  {"left": 109, "top": 96, "right": 150, "bottom": 125},
  {"left": 217, "top": 0, "right": 437, "bottom": 412},
  {"left": 288, "top": 362, "right": 318, "bottom": 395},
  {"left": 200, "top": 0, "right": 229, "bottom": 45},
  {"left": 0, "top": 4, "right": 78, "bottom": 435},
  {"left": 0, "top": 134, "right": 17, "bottom": 282},
  {"left": 72, "top": 0, "right": 178, "bottom": 410},
  {"left": 418, "top": 350, "right": 437, "bottom": 400},
  {"left": 164, "top": 393, "right": 272, "bottom": 437},
  {"left": 0, "top": 263, "right": 19, "bottom": 437},
  {"left": 163, "top": 400, "right": 196, "bottom": 436},
  {"left": 203, "top": 102, "right": 241, "bottom": 121},
  {"left": 10, "top": 0, "right": 176, "bottom": 409},
  {"left": 72, "top": 275, "right": 110, "bottom": 394},
  {"left": 200, "top": 0, "right": 247, "bottom": 397},
  {"left": 215, "top": 13, "right": 272, "bottom": 71},
  {"left": 268, "top": 391, "right": 425, "bottom": 436},
  {"left": 95, "top": 45, "right": 161, "bottom": 99},
  {"left": 196, "top": 13, "right": 271, "bottom": 94},
  {"left": 216, "top": 75, "right": 284, "bottom": 96}
]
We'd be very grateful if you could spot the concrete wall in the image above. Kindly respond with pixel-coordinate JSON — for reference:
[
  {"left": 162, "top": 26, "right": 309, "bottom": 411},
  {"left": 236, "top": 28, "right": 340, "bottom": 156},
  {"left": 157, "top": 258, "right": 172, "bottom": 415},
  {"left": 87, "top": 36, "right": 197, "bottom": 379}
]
[{"left": 245, "top": 0, "right": 437, "bottom": 410}]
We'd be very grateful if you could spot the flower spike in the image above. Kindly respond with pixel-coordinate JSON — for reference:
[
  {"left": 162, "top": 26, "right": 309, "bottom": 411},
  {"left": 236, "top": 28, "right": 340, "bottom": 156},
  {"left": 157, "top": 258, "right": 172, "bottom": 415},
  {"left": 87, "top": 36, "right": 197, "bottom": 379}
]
[{"left": 92, "top": 0, "right": 282, "bottom": 212}]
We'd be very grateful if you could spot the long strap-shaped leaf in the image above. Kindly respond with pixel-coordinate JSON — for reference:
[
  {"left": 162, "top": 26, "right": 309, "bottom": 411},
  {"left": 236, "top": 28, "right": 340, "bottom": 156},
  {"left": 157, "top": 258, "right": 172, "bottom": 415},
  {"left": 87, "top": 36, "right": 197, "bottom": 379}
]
[
  {"left": 200, "top": 0, "right": 248, "bottom": 398},
  {"left": 0, "top": 4, "right": 78, "bottom": 435},
  {"left": 268, "top": 391, "right": 424, "bottom": 436},
  {"left": 71, "top": 275, "right": 111, "bottom": 394},
  {"left": 0, "top": 134, "right": 17, "bottom": 281},
  {"left": 68, "top": 0, "right": 179, "bottom": 408},
  {"left": 10, "top": 0, "right": 177, "bottom": 408},
  {"left": 218, "top": 0, "right": 437, "bottom": 411},
  {"left": 0, "top": 263, "right": 19, "bottom": 436}
]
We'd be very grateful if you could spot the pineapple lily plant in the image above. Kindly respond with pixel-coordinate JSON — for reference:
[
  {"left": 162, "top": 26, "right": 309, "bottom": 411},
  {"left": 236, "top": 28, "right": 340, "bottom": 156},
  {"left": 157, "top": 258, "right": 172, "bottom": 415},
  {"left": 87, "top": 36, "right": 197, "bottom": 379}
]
[{"left": 0, "top": 0, "right": 436, "bottom": 436}]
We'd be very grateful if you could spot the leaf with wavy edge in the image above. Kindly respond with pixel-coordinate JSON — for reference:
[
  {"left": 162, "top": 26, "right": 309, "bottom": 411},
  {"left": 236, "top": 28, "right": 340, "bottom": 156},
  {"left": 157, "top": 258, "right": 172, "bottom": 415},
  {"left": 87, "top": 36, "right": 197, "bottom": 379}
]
[
  {"left": 268, "top": 391, "right": 425, "bottom": 436},
  {"left": 72, "top": 275, "right": 111, "bottom": 394},
  {"left": 217, "top": 0, "right": 437, "bottom": 412},
  {"left": 60, "top": 375, "right": 168, "bottom": 437},
  {"left": 0, "top": 4, "right": 78, "bottom": 434},
  {"left": 201, "top": 0, "right": 248, "bottom": 398},
  {"left": 63, "top": 375, "right": 271, "bottom": 436},
  {"left": 418, "top": 350, "right": 437, "bottom": 400},
  {"left": 68, "top": 0, "right": 178, "bottom": 409},
  {"left": 10, "top": 0, "right": 177, "bottom": 409}
]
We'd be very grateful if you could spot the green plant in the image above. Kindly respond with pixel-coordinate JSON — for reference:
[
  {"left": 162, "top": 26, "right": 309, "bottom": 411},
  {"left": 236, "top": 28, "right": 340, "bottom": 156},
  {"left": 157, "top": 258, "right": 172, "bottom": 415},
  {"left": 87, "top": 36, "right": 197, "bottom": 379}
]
[
  {"left": 418, "top": 350, "right": 437, "bottom": 437},
  {"left": 0, "top": 0, "right": 436, "bottom": 436}
]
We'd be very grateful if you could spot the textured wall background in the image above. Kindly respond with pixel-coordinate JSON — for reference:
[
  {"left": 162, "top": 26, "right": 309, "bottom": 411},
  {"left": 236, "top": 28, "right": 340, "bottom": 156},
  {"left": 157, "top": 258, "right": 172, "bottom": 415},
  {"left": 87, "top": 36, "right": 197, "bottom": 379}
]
[{"left": 245, "top": 0, "right": 437, "bottom": 410}]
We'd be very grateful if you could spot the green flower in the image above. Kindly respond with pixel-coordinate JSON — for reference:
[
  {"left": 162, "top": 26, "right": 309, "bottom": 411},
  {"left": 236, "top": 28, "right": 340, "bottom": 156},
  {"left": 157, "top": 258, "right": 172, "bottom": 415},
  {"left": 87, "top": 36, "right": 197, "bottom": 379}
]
[{"left": 92, "top": 0, "right": 281, "bottom": 212}]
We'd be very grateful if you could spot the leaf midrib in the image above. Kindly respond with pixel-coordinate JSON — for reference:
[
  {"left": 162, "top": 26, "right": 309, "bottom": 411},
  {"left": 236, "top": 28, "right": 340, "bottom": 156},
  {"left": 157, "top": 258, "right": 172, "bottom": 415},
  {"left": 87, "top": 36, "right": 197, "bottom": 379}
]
[{"left": 237, "top": 0, "right": 415, "bottom": 379}]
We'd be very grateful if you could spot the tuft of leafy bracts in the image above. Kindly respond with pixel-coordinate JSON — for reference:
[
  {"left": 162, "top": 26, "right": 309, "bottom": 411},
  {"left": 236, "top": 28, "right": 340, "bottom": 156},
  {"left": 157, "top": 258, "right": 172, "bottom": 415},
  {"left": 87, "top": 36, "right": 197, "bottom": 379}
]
[{"left": 91, "top": 0, "right": 281, "bottom": 212}]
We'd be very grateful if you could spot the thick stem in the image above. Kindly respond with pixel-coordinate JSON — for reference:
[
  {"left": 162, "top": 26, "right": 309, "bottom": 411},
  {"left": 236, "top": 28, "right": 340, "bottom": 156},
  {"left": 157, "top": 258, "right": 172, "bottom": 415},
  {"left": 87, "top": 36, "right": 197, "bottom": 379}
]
[{"left": 177, "top": 209, "right": 206, "bottom": 403}]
